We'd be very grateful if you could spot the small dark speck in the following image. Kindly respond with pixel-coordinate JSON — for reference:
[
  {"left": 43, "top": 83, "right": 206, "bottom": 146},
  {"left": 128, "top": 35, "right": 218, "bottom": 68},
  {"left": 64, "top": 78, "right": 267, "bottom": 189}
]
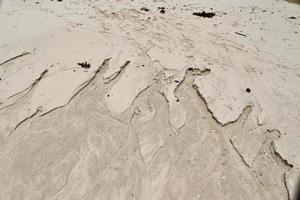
[
  {"left": 174, "top": 80, "right": 180, "bottom": 83},
  {"left": 289, "top": 16, "right": 296, "bottom": 19},
  {"left": 246, "top": 88, "right": 251, "bottom": 93},
  {"left": 107, "top": 94, "right": 110, "bottom": 97},
  {"left": 73, "top": 70, "right": 76, "bottom": 72},
  {"left": 176, "top": 99, "right": 180, "bottom": 102}
]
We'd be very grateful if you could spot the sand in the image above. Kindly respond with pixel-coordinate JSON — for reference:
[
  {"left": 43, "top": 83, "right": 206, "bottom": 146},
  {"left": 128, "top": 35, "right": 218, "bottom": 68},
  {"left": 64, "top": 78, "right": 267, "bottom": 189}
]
[{"left": 0, "top": 0, "right": 299, "bottom": 199}]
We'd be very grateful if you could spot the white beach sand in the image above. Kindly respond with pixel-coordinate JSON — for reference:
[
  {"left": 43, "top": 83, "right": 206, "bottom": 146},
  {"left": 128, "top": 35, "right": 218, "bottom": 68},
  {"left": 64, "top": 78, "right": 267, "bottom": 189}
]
[{"left": 0, "top": 0, "right": 299, "bottom": 199}]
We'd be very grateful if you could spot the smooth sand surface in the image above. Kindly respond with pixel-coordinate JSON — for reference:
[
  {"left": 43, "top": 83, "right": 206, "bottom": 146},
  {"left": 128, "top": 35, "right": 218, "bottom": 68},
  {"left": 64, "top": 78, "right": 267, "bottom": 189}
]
[{"left": 0, "top": 0, "right": 299, "bottom": 199}]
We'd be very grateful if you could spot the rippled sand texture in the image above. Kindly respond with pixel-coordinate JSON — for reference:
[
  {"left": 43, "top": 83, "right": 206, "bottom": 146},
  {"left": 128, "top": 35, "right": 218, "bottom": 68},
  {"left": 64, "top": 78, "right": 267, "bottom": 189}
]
[{"left": 0, "top": 0, "right": 299, "bottom": 199}]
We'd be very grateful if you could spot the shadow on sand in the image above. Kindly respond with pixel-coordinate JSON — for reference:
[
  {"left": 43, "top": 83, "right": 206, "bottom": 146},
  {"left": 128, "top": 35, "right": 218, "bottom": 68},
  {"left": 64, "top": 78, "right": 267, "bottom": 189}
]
[{"left": 287, "top": 0, "right": 300, "bottom": 4}]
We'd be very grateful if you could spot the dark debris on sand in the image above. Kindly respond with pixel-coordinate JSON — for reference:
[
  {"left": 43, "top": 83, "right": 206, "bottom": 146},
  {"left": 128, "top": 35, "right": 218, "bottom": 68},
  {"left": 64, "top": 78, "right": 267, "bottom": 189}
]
[
  {"left": 193, "top": 11, "right": 216, "bottom": 18},
  {"left": 141, "top": 7, "right": 149, "bottom": 12},
  {"left": 235, "top": 32, "right": 247, "bottom": 37},
  {"left": 158, "top": 7, "right": 166, "bottom": 14},
  {"left": 77, "top": 62, "right": 91, "bottom": 69}
]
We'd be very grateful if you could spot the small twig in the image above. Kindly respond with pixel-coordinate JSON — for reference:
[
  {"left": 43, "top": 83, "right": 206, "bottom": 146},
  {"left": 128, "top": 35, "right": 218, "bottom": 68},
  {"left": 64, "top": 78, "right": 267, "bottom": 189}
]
[{"left": 235, "top": 32, "right": 247, "bottom": 37}]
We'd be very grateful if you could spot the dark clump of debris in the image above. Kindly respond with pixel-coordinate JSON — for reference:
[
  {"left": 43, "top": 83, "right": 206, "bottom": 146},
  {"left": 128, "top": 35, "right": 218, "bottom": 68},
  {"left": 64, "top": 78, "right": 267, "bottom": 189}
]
[
  {"left": 77, "top": 62, "right": 91, "bottom": 69},
  {"left": 289, "top": 16, "right": 296, "bottom": 19},
  {"left": 246, "top": 88, "right": 251, "bottom": 93},
  {"left": 158, "top": 7, "right": 166, "bottom": 14},
  {"left": 141, "top": 7, "right": 149, "bottom": 12},
  {"left": 193, "top": 11, "right": 216, "bottom": 18}
]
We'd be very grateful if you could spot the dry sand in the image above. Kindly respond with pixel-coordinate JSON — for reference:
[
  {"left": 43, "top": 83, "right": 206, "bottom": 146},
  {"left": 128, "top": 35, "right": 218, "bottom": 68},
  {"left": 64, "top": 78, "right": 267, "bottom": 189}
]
[{"left": 0, "top": 0, "right": 300, "bottom": 199}]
